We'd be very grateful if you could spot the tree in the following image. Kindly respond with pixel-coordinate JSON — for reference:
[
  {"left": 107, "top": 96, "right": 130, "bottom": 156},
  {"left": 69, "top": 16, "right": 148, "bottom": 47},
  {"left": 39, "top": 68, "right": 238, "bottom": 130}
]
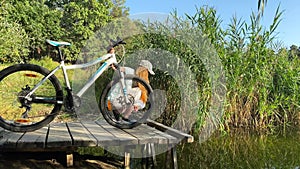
[
  {"left": 288, "top": 45, "right": 300, "bottom": 60},
  {"left": 111, "top": 0, "right": 129, "bottom": 18},
  {"left": 60, "top": 0, "right": 114, "bottom": 61},
  {"left": 0, "top": 2, "right": 30, "bottom": 63},
  {"left": 1, "top": 0, "right": 130, "bottom": 62},
  {"left": 4, "top": 0, "right": 64, "bottom": 59}
]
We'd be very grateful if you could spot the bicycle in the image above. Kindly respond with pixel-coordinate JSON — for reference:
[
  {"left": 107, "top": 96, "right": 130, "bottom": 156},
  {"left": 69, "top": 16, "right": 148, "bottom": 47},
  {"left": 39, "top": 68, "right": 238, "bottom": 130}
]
[{"left": 0, "top": 38, "right": 154, "bottom": 132}]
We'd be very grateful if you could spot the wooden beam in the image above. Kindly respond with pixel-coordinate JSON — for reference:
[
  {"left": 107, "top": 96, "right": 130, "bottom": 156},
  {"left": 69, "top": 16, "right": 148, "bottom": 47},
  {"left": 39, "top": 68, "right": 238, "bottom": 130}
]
[{"left": 146, "top": 120, "right": 194, "bottom": 143}]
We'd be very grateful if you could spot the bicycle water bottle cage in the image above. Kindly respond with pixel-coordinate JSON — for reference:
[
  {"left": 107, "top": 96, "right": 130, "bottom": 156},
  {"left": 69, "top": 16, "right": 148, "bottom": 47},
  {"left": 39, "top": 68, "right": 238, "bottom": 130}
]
[{"left": 46, "top": 39, "right": 71, "bottom": 47}]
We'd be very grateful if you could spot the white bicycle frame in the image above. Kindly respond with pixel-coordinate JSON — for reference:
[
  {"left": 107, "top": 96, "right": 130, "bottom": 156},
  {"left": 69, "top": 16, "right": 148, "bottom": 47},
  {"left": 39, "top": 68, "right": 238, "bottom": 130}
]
[{"left": 25, "top": 52, "right": 128, "bottom": 103}]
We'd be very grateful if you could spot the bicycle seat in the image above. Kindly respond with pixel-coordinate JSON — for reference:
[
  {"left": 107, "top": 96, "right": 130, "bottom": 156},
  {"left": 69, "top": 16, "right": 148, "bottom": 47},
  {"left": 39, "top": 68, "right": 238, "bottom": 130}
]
[{"left": 46, "top": 39, "right": 71, "bottom": 47}]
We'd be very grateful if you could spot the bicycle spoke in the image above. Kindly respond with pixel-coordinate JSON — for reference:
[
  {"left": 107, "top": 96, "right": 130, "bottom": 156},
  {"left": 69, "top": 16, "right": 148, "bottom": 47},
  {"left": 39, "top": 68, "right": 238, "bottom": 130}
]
[{"left": 0, "top": 64, "right": 63, "bottom": 132}]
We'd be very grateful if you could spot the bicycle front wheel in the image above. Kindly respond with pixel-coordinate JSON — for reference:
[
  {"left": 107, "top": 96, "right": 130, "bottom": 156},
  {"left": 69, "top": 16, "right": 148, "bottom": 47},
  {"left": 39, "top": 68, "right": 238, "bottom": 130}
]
[
  {"left": 0, "top": 64, "right": 63, "bottom": 132},
  {"left": 100, "top": 74, "right": 154, "bottom": 129}
]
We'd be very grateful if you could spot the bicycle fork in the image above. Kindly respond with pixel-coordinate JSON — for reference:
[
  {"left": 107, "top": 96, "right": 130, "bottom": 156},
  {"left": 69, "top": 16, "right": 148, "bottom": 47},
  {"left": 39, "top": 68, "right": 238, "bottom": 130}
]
[{"left": 114, "top": 64, "right": 132, "bottom": 106}]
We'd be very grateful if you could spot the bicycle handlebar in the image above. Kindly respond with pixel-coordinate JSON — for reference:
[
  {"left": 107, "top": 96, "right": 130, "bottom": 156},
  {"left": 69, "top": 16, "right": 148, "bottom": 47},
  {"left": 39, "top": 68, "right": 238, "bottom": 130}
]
[
  {"left": 107, "top": 37, "right": 126, "bottom": 52},
  {"left": 111, "top": 37, "right": 126, "bottom": 47}
]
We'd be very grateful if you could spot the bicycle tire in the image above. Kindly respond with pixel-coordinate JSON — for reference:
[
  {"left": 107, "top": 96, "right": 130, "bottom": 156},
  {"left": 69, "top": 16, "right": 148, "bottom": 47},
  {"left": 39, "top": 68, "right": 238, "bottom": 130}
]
[
  {"left": 0, "top": 64, "right": 63, "bottom": 132},
  {"left": 100, "top": 74, "right": 154, "bottom": 129}
]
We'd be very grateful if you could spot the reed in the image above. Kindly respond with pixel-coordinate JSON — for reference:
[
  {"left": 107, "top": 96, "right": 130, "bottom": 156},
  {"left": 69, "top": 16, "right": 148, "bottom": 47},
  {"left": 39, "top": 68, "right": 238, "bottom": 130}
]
[{"left": 125, "top": 5, "right": 300, "bottom": 132}]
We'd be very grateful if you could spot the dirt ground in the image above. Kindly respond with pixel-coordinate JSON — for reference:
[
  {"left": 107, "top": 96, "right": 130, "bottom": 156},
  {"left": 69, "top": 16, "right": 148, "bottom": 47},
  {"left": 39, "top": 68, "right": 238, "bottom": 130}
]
[{"left": 0, "top": 152, "right": 122, "bottom": 169}]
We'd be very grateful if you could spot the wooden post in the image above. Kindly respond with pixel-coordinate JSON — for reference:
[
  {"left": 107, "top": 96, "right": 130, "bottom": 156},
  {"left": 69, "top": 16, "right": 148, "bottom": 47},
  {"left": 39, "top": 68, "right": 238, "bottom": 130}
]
[
  {"left": 141, "top": 144, "right": 147, "bottom": 169},
  {"left": 103, "top": 146, "right": 108, "bottom": 156},
  {"left": 141, "top": 143, "right": 157, "bottom": 168},
  {"left": 165, "top": 148, "right": 171, "bottom": 169},
  {"left": 171, "top": 146, "right": 178, "bottom": 169},
  {"left": 66, "top": 152, "right": 73, "bottom": 167},
  {"left": 165, "top": 145, "right": 178, "bottom": 169},
  {"left": 124, "top": 151, "right": 131, "bottom": 169},
  {"left": 150, "top": 143, "right": 157, "bottom": 166}
]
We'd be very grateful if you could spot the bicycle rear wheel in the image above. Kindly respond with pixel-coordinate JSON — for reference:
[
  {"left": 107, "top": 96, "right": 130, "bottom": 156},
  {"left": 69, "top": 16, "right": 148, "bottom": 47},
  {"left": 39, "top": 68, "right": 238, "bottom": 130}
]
[
  {"left": 100, "top": 74, "right": 154, "bottom": 129},
  {"left": 0, "top": 64, "right": 63, "bottom": 132}
]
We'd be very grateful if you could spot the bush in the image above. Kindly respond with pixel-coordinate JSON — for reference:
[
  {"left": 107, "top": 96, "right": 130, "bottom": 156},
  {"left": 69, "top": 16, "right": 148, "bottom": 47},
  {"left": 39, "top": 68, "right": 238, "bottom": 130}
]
[{"left": 0, "top": 16, "right": 29, "bottom": 63}]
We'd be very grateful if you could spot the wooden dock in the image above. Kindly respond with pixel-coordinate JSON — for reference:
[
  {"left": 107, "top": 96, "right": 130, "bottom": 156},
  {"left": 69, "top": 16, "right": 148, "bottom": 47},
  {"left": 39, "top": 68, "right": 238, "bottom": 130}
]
[{"left": 0, "top": 120, "right": 194, "bottom": 169}]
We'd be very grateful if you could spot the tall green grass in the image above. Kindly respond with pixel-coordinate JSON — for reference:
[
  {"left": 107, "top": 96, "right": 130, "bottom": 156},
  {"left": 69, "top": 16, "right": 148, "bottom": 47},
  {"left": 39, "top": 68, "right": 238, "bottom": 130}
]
[
  {"left": 124, "top": 5, "right": 300, "bottom": 132},
  {"left": 219, "top": 5, "right": 300, "bottom": 131}
]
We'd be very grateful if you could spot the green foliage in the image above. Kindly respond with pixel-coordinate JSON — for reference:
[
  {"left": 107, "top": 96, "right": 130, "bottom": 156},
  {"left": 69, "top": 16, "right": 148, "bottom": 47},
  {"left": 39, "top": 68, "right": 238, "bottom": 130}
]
[
  {"left": 288, "top": 45, "right": 300, "bottom": 59},
  {"left": 111, "top": 0, "right": 130, "bottom": 18},
  {"left": 116, "top": 12, "right": 215, "bottom": 131},
  {"left": 0, "top": 2, "right": 30, "bottom": 63},
  {"left": 123, "top": 5, "right": 299, "bottom": 132},
  {"left": 258, "top": 0, "right": 268, "bottom": 17},
  {"left": 29, "top": 56, "right": 59, "bottom": 70},
  {"left": 186, "top": 6, "right": 225, "bottom": 49},
  {"left": 223, "top": 6, "right": 286, "bottom": 130},
  {"left": 61, "top": 0, "right": 113, "bottom": 61},
  {"left": 0, "top": 15, "right": 30, "bottom": 63},
  {"left": 0, "top": 0, "right": 128, "bottom": 62},
  {"left": 3, "top": 0, "right": 63, "bottom": 59},
  {"left": 206, "top": 5, "right": 299, "bottom": 131}
]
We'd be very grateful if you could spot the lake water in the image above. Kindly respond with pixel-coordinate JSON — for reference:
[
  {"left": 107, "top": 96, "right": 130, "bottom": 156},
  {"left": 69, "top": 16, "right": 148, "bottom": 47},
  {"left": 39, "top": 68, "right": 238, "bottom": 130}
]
[
  {"left": 77, "top": 128, "right": 300, "bottom": 168},
  {"left": 176, "top": 129, "right": 300, "bottom": 169}
]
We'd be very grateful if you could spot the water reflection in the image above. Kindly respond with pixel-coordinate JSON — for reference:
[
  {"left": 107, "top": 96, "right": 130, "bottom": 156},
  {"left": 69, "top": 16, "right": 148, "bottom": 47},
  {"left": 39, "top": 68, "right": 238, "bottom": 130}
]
[{"left": 178, "top": 129, "right": 300, "bottom": 169}]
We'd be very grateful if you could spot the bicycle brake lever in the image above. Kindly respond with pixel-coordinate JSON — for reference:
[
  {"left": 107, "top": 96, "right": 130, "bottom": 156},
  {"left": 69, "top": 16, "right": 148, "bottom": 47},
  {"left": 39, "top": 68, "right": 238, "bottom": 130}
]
[
  {"left": 110, "top": 37, "right": 126, "bottom": 47},
  {"left": 117, "top": 37, "right": 126, "bottom": 44}
]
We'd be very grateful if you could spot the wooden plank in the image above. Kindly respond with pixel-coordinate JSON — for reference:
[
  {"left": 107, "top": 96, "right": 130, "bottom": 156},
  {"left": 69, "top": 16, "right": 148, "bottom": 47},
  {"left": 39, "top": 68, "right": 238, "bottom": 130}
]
[
  {"left": 0, "top": 119, "right": 191, "bottom": 155},
  {"left": 123, "top": 124, "right": 174, "bottom": 145},
  {"left": 16, "top": 126, "right": 48, "bottom": 149},
  {"left": 95, "top": 121, "right": 138, "bottom": 146},
  {"left": 0, "top": 129, "right": 24, "bottom": 149},
  {"left": 66, "top": 122, "right": 97, "bottom": 147},
  {"left": 146, "top": 127, "right": 178, "bottom": 144},
  {"left": 146, "top": 120, "right": 194, "bottom": 143},
  {"left": 46, "top": 122, "right": 72, "bottom": 148},
  {"left": 129, "top": 124, "right": 178, "bottom": 144},
  {"left": 81, "top": 121, "right": 120, "bottom": 146}
]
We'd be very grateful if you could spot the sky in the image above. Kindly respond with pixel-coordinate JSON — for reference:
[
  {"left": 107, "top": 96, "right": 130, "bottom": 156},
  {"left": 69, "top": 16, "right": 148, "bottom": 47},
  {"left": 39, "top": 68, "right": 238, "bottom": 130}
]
[{"left": 125, "top": 0, "right": 300, "bottom": 48}]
